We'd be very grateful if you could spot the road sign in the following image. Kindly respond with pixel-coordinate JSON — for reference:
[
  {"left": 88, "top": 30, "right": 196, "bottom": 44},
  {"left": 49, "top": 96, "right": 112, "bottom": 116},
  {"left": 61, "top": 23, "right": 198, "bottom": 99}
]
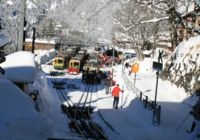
[{"left": 131, "top": 63, "right": 139, "bottom": 73}]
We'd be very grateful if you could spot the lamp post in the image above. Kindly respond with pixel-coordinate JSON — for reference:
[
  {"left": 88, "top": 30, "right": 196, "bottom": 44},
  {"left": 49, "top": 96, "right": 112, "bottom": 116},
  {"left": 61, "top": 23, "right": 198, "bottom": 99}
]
[
  {"left": 18, "top": 0, "right": 26, "bottom": 51},
  {"left": 152, "top": 61, "right": 162, "bottom": 125},
  {"left": 110, "top": 47, "right": 114, "bottom": 91}
]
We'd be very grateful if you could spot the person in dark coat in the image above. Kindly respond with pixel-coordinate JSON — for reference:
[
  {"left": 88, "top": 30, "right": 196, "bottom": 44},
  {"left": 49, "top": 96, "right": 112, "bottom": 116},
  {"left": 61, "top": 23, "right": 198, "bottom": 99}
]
[{"left": 112, "top": 84, "right": 123, "bottom": 109}]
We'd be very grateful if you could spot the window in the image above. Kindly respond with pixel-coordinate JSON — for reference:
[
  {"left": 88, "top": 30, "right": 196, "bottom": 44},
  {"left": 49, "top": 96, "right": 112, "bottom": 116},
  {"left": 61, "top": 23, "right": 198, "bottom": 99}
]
[
  {"left": 198, "top": 19, "right": 200, "bottom": 26},
  {"left": 58, "top": 59, "right": 63, "bottom": 64},
  {"left": 74, "top": 62, "right": 80, "bottom": 69}
]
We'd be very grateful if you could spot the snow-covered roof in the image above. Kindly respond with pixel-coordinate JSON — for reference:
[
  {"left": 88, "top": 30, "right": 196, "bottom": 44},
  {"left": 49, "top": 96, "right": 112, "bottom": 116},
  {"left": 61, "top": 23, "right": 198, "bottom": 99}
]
[
  {"left": 0, "top": 51, "right": 37, "bottom": 83},
  {"left": 25, "top": 38, "right": 56, "bottom": 45},
  {"left": 0, "top": 74, "right": 51, "bottom": 140},
  {"left": 0, "top": 33, "right": 9, "bottom": 47},
  {"left": 124, "top": 49, "right": 136, "bottom": 54}
]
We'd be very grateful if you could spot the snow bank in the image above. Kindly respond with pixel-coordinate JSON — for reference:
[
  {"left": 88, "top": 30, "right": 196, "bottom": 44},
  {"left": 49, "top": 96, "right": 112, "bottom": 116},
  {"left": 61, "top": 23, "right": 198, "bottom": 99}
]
[
  {"left": 174, "top": 35, "right": 200, "bottom": 64},
  {"left": 35, "top": 49, "right": 56, "bottom": 65},
  {"left": 0, "top": 51, "right": 37, "bottom": 83},
  {"left": 163, "top": 35, "right": 200, "bottom": 93},
  {"left": 0, "top": 74, "right": 52, "bottom": 140}
]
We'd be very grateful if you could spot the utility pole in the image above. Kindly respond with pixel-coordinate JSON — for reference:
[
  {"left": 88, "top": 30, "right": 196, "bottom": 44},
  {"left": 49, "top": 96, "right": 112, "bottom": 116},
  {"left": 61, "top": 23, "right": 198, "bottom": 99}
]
[
  {"left": 32, "top": 27, "right": 36, "bottom": 53},
  {"left": 110, "top": 48, "right": 115, "bottom": 92},
  {"left": 18, "top": 0, "right": 26, "bottom": 51}
]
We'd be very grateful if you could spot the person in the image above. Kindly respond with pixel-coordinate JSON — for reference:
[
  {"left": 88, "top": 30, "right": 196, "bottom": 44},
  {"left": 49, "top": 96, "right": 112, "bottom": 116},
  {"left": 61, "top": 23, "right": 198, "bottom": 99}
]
[
  {"left": 158, "top": 50, "right": 164, "bottom": 63},
  {"left": 112, "top": 84, "right": 123, "bottom": 109},
  {"left": 105, "top": 79, "right": 110, "bottom": 94}
]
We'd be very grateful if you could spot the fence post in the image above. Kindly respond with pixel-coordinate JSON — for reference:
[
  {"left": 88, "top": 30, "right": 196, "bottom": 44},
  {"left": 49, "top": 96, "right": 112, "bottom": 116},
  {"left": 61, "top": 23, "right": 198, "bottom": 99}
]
[
  {"left": 144, "top": 96, "right": 148, "bottom": 109},
  {"left": 157, "top": 105, "right": 161, "bottom": 125},
  {"left": 140, "top": 92, "right": 142, "bottom": 101},
  {"left": 152, "top": 105, "right": 161, "bottom": 125}
]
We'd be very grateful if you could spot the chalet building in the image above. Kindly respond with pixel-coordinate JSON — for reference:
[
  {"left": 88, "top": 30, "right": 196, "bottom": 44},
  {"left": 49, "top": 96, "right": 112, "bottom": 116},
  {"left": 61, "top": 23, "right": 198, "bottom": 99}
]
[
  {"left": 176, "top": 3, "right": 200, "bottom": 43},
  {"left": 25, "top": 38, "right": 58, "bottom": 52}
]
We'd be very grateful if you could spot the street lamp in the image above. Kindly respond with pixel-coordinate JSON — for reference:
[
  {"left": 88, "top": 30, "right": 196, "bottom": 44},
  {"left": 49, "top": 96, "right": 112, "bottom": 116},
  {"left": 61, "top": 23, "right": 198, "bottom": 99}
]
[{"left": 18, "top": 0, "right": 26, "bottom": 51}]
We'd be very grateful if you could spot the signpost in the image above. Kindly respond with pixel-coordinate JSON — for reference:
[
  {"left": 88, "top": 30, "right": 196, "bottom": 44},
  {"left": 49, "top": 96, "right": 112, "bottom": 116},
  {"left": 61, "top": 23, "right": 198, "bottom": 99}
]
[
  {"left": 152, "top": 61, "right": 163, "bottom": 125},
  {"left": 131, "top": 63, "right": 139, "bottom": 87},
  {"left": 152, "top": 61, "right": 163, "bottom": 106}
]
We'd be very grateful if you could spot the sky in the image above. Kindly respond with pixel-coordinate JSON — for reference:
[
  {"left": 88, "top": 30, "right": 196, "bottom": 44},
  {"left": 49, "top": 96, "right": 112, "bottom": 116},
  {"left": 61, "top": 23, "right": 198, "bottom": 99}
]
[{"left": 0, "top": 36, "right": 199, "bottom": 140}]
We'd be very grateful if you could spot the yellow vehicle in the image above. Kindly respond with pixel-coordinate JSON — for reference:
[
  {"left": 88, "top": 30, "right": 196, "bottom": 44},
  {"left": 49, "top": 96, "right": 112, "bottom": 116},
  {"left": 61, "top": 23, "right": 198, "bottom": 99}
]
[
  {"left": 53, "top": 46, "right": 81, "bottom": 70},
  {"left": 53, "top": 53, "right": 71, "bottom": 70},
  {"left": 67, "top": 54, "right": 86, "bottom": 74},
  {"left": 53, "top": 57, "right": 65, "bottom": 70}
]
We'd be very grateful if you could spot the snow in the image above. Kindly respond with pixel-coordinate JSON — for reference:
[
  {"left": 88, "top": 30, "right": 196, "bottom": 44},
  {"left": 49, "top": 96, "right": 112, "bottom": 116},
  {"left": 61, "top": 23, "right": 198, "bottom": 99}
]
[
  {"left": 165, "top": 35, "right": 200, "bottom": 93},
  {"left": 35, "top": 49, "right": 56, "bottom": 65},
  {"left": 0, "top": 74, "right": 52, "bottom": 140},
  {"left": 140, "top": 17, "right": 169, "bottom": 24},
  {"left": 0, "top": 51, "right": 37, "bottom": 83},
  {"left": 25, "top": 38, "right": 56, "bottom": 45},
  {"left": 0, "top": 45, "right": 198, "bottom": 140},
  {"left": 33, "top": 54, "right": 197, "bottom": 140},
  {"left": 0, "top": 26, "right": 199, "bottom": 140},
  {"left": 6, "top": 0, "right": 13, "bottom": 6}
]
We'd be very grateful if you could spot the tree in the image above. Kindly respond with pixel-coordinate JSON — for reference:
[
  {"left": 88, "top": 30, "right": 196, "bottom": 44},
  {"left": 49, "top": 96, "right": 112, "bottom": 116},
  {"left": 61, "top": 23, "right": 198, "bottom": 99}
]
[
  {"left": 114, "top": 0, "right": 193, "bottom": 54},
  {"left": 136, "top": 0, "right": 193, "bottom": 51},
  {"left": 113, "top": 0, "right": 167, "bottom": 60}
]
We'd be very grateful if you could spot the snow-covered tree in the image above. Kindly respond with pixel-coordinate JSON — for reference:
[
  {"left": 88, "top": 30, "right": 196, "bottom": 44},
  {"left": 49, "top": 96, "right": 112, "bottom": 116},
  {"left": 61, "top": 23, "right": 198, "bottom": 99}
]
[{"left": 114, "top": 0, "right": 195, "bottom": 54}]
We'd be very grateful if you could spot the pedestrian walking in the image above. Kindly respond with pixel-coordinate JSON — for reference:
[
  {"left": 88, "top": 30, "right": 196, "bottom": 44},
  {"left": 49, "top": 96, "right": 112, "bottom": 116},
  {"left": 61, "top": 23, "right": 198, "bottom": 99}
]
[{"left": 112, "top": 84, "right": 123, "bottom": 109}]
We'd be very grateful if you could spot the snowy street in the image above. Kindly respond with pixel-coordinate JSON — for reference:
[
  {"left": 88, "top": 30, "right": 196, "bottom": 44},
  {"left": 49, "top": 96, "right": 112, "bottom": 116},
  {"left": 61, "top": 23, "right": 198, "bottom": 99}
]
[
  {"left": 36, "top": 59, "right": 195, "bottom": 140},
  {"left": 0, "top": 0, "right": 200, "bottom": 140}
]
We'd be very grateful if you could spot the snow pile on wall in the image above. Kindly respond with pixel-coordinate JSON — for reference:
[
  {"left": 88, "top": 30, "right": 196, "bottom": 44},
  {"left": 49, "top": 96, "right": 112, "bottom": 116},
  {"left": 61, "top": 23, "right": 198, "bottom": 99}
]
[
  {"left": 29, "top": 71, "right": 53, "bottom": 116},
  {"left": 0, "top": 74, "right": 52, "bottom": 140},
  {"left": 0, "top": 51, "right": 37, "bottom": 83},
  {"left": 161, "top": 36, "right": 200, "bottom": 94},
  {"left": 35, "top": 49, "right": 56, "bottom": 65}
]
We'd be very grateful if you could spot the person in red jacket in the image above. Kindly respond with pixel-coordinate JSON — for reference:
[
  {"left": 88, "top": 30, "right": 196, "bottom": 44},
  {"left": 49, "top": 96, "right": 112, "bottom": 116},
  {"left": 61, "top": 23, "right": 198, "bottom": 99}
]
[{"left": 112, "top": 84, "right": 123, "bottom": 109}]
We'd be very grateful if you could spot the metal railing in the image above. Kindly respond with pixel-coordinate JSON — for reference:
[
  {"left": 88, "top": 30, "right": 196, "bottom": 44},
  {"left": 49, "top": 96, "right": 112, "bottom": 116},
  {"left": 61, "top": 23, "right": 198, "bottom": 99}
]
[{"left": 121, "top": 68, "right": 161, "bottom": 125}]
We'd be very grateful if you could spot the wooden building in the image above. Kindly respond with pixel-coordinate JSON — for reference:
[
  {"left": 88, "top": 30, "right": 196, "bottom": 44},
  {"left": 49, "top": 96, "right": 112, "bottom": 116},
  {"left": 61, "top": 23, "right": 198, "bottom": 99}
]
[
  {"left": 176, "top": 4, "right": 200, "bottom": 43},
  {"left": 25, "top": 38, "right": 57, "bottom": 51}
]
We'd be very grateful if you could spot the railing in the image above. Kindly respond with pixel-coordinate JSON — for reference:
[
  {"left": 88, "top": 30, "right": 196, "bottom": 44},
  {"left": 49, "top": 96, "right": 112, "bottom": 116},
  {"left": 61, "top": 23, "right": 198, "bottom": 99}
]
[{"left": 121, "top": 68, "right": 161, "bottom": 125}]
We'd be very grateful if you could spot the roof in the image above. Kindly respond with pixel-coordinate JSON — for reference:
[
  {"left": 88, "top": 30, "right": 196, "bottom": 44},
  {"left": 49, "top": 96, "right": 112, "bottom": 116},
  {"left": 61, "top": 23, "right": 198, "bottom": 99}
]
[
  {"left": 0, "top": 33, "right": 9, "bottom": 48},
  {"left": 0, "top": 51, "right": 37, "bottom": 83},
  {"left": 25, "top": 38, "right": 56, "bottom": 44}
]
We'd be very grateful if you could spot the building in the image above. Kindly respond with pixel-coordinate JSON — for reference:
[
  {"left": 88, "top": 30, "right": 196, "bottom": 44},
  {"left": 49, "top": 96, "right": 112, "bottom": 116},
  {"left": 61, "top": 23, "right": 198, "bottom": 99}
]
[
  {"left": 176, "top": 3, "right": 200, "bottom": 43},
  {"left": 25, "top": 38, "right": 58, "bottom": 51}
]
